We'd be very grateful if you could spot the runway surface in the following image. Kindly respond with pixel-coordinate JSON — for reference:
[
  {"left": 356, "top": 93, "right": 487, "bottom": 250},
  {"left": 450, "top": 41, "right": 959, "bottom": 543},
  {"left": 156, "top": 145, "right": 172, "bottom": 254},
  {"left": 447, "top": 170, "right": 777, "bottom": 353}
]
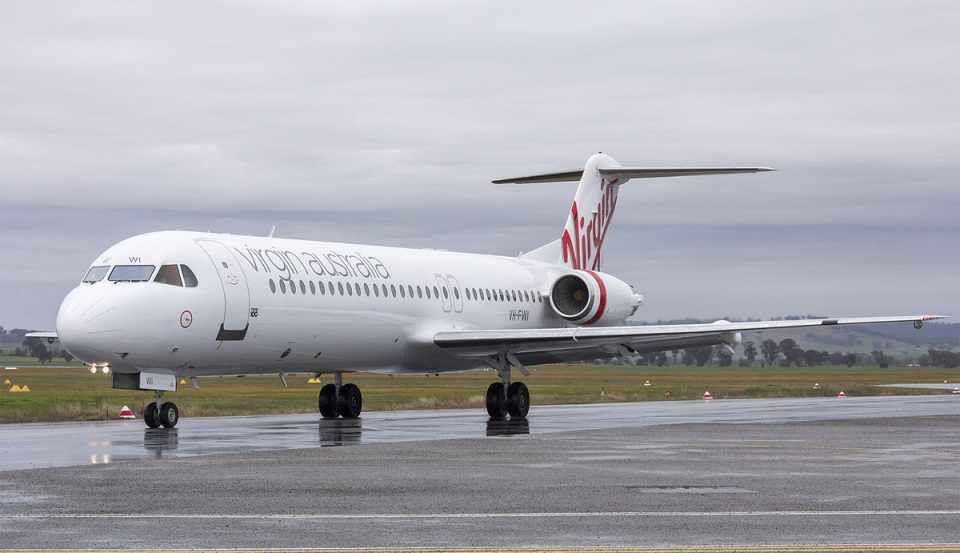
[
  {"left": 1, "top": 395, "right": 959, "bottom": 470},
  {"left": 1, "top": 395, "right": 959, "bottom": 549}
]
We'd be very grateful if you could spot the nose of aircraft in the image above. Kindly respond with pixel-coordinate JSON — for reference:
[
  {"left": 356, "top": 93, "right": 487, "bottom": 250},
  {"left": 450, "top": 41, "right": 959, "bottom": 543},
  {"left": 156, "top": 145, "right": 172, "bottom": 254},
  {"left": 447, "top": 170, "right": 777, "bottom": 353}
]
[{"left": 56, "top": 285, "right": 117, "bottom": 363}]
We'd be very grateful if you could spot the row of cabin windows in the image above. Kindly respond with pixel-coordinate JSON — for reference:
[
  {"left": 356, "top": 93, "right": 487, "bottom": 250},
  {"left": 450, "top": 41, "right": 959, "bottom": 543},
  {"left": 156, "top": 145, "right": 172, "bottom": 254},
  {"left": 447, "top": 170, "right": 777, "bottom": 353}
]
[
  {"left": 268, "top": 278, "right": 544, "bottom": 304},
  {"left": 82, "top": 264, "right": 198, "bottom": 287}
]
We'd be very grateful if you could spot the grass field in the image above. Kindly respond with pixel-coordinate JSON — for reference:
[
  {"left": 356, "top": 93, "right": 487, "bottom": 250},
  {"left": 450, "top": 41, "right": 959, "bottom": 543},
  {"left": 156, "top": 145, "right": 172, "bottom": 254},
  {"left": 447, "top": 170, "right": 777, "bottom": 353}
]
[{"left": 1, "top": 364, "right": 957, "bottom": 423}]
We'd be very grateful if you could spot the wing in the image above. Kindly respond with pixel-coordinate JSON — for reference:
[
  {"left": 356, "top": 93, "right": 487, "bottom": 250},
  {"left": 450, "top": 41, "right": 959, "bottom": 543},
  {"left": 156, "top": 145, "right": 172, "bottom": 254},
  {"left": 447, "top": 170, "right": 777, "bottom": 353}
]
[
  {"left": 24, "top": 331, "right": 58, "bottom": 343},
  {"left": 434, "top": 315, "right": 945, "bottom": 365}
]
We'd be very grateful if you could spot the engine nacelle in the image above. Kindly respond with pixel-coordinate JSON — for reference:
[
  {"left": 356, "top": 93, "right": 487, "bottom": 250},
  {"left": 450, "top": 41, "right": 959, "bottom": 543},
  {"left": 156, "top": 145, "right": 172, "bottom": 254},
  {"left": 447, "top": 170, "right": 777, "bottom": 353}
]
[{"left": 548, "top": 270, "right": 641, "bottom": 325}]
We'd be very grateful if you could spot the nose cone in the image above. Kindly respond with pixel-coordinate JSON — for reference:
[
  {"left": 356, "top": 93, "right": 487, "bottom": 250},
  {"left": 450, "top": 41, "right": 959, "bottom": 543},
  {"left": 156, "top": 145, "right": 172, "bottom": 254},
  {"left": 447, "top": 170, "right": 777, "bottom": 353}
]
[{"left": 56, "top": 286, "right": 118, "bottom": 363}]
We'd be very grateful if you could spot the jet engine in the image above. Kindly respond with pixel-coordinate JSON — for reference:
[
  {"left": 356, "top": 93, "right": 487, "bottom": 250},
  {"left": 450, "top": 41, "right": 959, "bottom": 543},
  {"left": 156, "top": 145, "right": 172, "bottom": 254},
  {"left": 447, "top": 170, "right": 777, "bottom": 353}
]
[{"left": 548, "top": 270, "right": 642, "bottom": 325}]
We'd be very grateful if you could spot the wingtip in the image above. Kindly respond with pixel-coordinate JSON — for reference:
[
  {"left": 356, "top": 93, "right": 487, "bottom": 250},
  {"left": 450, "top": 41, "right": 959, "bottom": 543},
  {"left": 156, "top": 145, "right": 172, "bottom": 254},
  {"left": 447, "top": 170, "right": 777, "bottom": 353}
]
[
  {"left": 923, "top": 314, "right": 950, "bottom": 321},
  {"left": 758, "top": 167, "right": 776, "bottom": 172}
]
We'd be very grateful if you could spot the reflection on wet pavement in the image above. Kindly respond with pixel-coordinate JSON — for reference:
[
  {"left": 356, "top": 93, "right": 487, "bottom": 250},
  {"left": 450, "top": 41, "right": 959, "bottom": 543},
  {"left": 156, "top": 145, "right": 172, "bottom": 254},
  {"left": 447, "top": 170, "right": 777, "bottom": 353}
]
[
  {"left": 486, "top": 418, "right": 530, "bottom": 436},
  {"left": 1, "top": 395, "right": 958, "bottom": 470}
]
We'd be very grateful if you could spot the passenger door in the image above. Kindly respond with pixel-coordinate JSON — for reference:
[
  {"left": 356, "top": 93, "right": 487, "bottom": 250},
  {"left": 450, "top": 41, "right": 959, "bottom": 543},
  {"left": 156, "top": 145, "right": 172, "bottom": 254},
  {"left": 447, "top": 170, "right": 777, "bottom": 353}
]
[{"left": 196, "top": 239, "right": 250, "bottom": 340}]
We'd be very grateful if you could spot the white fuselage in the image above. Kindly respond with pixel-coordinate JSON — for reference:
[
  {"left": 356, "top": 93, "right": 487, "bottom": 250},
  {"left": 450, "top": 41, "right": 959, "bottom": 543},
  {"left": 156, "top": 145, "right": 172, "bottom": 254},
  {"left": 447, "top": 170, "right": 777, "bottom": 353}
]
[{"left": 56, "top": 231, "right": 638, "bottom": 377}]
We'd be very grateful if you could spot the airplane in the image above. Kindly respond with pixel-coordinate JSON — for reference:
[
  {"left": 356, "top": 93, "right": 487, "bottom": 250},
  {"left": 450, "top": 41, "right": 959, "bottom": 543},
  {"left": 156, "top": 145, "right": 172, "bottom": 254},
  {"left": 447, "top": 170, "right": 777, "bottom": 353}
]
[{"left": 26, "top": 153, "right": 943, "bottom": 429}]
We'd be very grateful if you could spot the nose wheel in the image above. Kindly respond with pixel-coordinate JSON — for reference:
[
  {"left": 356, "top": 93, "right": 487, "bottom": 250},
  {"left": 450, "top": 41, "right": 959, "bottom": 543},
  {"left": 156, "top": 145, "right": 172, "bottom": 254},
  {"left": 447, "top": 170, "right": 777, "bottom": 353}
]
[
  {"left": 318, "top": 374, "right": 363, "bottom": 419},
  {"left": 143, "top": 400, "right": 179, "bottom": 428}
]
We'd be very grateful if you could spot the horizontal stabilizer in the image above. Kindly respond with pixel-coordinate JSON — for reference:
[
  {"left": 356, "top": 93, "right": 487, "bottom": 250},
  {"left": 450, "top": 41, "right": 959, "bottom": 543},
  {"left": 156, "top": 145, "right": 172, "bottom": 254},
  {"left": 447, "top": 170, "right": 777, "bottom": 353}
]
[{"left": 493, "top": 166, "right": 773, "bottom": 184}]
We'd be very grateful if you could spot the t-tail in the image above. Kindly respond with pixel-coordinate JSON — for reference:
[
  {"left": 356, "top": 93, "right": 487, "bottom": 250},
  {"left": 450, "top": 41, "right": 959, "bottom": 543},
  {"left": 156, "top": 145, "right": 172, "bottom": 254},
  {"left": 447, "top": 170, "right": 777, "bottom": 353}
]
[{"left": 495, "top": 153, "right": 774, "bottom": 270}]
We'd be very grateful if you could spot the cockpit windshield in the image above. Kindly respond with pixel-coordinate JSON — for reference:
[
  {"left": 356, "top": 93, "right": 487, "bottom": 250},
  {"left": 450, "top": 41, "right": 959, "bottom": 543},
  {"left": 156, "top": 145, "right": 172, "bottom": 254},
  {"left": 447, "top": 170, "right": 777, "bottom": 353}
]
[
  {"left": 153, "top": 264, "right": 198, "bottom": 287},
  {"left": 82, "top": 266, "right": 110, "bottom": 283},
  {"left": 108, "top": 265, "right": 156, "bottom": 282},
  {"left": 154, "top": 265, "right": 182, "bottom": 286}
]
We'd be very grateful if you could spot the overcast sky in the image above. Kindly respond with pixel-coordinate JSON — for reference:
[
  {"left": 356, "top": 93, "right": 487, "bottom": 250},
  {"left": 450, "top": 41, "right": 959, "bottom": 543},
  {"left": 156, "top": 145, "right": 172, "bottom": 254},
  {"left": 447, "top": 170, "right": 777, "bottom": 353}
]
[{"left": 1, "top": 0, "right": 957, "bottom": 329}]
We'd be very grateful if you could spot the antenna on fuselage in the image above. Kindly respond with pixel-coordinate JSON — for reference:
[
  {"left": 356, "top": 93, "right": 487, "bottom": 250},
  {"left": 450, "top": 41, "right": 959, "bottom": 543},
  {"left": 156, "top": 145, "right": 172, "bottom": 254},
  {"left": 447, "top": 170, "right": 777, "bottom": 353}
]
[{"left": 268, "top": 225, "right": 277, "bottom": 238}]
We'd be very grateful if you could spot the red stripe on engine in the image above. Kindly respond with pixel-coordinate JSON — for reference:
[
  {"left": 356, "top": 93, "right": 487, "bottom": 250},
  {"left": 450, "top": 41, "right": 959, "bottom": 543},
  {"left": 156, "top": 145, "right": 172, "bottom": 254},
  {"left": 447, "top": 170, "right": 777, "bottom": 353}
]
[{"left": 583, "top": 270, "right": 607, "bottom": 325}]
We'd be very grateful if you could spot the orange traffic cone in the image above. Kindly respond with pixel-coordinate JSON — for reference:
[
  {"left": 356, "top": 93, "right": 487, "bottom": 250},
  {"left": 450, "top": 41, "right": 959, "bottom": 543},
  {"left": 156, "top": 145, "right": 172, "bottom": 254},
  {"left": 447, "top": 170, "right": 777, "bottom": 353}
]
[
  {"left": 703, "top": 391, "right": 713, "bottom": 400},
  {"left": 118, "top": 405, "right": 136, "bottom": 419},
  {"left": 837, "top": 390, "right": 847, "bottom": 398}
]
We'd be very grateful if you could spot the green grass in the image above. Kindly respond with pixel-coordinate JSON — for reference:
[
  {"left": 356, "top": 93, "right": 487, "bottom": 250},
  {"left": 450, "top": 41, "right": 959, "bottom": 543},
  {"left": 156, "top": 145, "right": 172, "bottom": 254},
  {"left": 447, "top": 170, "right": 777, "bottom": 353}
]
[
  {"left": 0, "top": 364, "right": 956, "bottom": 423},
  {"left": 0, "top": 354, "right": 83, "bottom": 368}
]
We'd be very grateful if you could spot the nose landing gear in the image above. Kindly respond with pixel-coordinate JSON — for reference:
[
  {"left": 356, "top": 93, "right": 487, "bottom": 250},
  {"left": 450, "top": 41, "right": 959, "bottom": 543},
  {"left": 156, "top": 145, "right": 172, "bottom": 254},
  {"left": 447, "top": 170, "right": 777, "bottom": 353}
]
[
  {"left": 143, "top": 392, "right": 179, "bottom": 429},
  {"left": 318, "top": 372, "right": 363, "bottom": 419}
]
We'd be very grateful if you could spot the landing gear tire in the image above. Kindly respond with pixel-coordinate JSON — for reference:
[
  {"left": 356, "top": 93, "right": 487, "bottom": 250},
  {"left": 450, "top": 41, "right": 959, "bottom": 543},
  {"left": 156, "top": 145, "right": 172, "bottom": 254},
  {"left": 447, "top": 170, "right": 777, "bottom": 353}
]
[
  {"left": 159, "top": 402, "right": 179, "bottom": 428},
  {"left": 337, "top": 383, "right": 363, "bottom": 419},
  {"left": 143, "top": 402, "right": 160, "bottom": 429},
  {"left": 486, "top": 382, "right": 507, "bottom": 419},
  {"left": 319, "top": 384, "right": 338, "bottom": 419},
  {"left": 506, "top": 382, "right": 530, "bottom": 419}
]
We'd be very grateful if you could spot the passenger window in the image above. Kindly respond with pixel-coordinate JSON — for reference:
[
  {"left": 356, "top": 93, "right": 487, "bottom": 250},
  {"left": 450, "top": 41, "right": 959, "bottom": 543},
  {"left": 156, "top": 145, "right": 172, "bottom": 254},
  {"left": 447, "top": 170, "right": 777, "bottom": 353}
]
[
  {"left": 399, "top": 285, "right": 406, "bottom": 298},
  {"left": 109, "top": 265, "right": 155, "bottom": 282},
  {"left": 280, "top": 279, "right": 287, "bottom": 293},
  {"left": 453, "top": 288, "right": 460, "bottom": 300},
  {"left": 523, "top": 291, "right": 529, "bottom": 302},
  {"left": 338, "top": 282, "right": 344, "bottom": 295},
  {"left": 425, "top": 286, "right": 431, "bottom": 299},
  {"left": 82, "top": 265, "right": 109, "bottom": 284},
  {"left": 417, "top": 286, "right": 423, "bottom": 298},
  {"left": 329, "top": 281, "right": 335, "bottom": 295},
  {"left": 408, "top": 285, "right": 414, "bottom": 298},
  {"left": 382, "top": 284, "right": 388, "bottom": 297},
  {"left": 347, "top": 283, "right": 353, "bottom": 296},
  {"left": 290, "top": 279, "right": 297, "bottom": 294},
  {"left": 300, "top": 281, "right": 307, "bottom": 295},
  {"left": 433, "top": 286, "right": 440, "bottom": 298},
  {"left": 442, "top": 287, "right": 449, "bottom": 299},
  {"left": 155, "top": 265, "right": 183, "bottom": 287},
  {"left": 364, "top": 283, "right": 370, "bottom": 296},
  {"left": 309, "top": 281, "right": 316, "bottom": 295},
  {"left": 373, "top": 284, "right": 380, "bottom": 297}
]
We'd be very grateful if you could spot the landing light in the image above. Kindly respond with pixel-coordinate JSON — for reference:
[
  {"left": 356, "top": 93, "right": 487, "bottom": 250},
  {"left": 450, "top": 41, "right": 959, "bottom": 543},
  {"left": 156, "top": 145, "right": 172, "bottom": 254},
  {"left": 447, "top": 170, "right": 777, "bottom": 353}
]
[{"left": 89, "top": 365, "right": 97, "bottom": 374}]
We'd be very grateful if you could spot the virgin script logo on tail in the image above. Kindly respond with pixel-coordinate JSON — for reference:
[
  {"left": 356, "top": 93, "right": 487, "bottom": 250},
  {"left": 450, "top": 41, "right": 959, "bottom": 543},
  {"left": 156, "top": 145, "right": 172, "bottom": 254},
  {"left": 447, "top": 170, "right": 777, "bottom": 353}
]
[{"left": 561, "top": 179, "right": 618, "bottom": 270}]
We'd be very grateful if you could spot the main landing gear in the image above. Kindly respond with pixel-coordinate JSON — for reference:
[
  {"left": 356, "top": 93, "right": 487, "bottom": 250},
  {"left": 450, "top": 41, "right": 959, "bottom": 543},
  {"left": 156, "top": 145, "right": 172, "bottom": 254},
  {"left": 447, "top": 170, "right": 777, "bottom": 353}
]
[
  {"left": 486, "top": 374, "right": 530, "bottom": 420},
  {"left": 318, "top": 372, "right": 363, "bottom": 419},
  {"left": 143, "top": 391, "right": 179, "bottom": 429}
]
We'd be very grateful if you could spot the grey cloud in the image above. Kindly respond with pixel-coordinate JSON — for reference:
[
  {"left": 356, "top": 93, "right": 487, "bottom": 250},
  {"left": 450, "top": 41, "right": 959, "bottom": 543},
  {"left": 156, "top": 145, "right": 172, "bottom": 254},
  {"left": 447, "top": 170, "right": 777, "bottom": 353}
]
[{"left": 0, "top": 0, "right": 957, "bottom": 328}]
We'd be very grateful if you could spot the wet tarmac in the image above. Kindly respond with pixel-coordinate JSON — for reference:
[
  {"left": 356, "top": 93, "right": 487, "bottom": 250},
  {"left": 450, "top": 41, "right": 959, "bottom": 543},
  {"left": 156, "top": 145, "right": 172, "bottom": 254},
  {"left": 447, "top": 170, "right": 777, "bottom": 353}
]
[
  {"left": 879, "top": 382, "right": 960, "bottom": 391},
  {"left": 0, "top": 394, "right": 958, "bottom": 471},
  {"left": 2, "top": 396, "right": 959, "bottom": 549}
]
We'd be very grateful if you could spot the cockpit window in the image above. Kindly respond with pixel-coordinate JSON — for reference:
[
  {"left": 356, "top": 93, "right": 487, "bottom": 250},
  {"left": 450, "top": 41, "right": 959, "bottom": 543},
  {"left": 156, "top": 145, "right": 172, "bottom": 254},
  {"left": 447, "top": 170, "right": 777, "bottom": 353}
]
[
  {"left": 154, "top": 265, "right": 183, "bottom": 287},
  {"left": 82, "top": 266, "right": 109, "bottom": 283},
  {"left": 108, "top": 265, "right": 155, "bottom": 282},
  {"left": 180, "top": 265, "right": 198, "bottom": 287}
]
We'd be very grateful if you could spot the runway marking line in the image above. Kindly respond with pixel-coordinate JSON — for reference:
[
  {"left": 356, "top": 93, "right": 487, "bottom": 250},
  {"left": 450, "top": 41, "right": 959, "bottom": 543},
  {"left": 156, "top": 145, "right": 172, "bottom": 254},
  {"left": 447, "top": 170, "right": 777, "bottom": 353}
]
[
  {"left": 6, "top": 509, "right": 960, "bottom": 520},
  {"left": 4, "top": 545, "right": 960, "bottom": 553}
]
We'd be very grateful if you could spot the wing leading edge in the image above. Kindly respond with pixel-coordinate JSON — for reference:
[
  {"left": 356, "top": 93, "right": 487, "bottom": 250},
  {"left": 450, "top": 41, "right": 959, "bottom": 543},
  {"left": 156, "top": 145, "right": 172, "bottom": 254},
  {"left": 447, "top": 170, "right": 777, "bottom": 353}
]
[{"left": 434, "top": 315, "right": 946, "bottom": 360}]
